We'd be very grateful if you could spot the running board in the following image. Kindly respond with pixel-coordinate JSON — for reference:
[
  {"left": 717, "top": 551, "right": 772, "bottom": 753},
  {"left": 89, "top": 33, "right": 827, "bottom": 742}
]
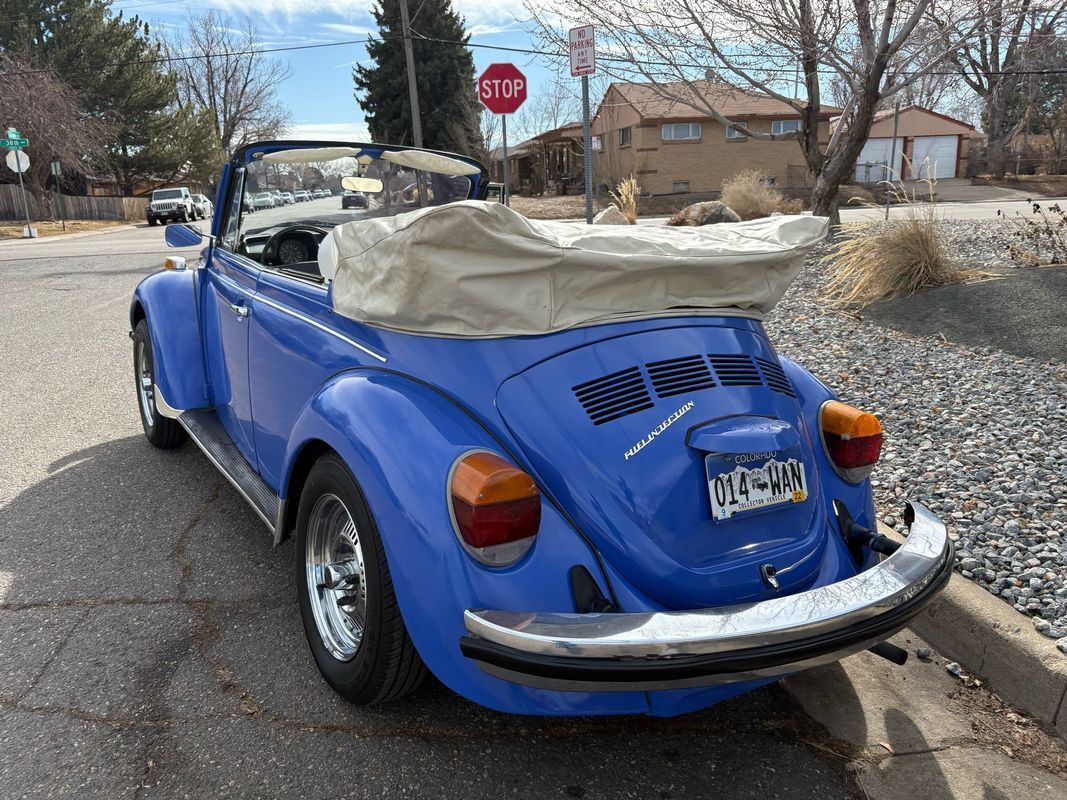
[{"left": 178, "top": 409, "right": 279, "bottom": 534}]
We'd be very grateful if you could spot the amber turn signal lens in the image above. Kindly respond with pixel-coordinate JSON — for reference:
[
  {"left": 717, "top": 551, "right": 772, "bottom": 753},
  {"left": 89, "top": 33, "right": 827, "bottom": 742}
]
[
  {"left": 450, "top": 452, "right": 540, "bottom": 565},
  {"left": 820, "top": 401, "right": 883, "bottom": 482}
]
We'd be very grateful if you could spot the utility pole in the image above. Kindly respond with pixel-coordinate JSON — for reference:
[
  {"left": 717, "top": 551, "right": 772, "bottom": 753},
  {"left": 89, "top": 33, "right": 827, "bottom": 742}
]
[{"left": 399, "top": 0, "right": 424, "bottom": 148}]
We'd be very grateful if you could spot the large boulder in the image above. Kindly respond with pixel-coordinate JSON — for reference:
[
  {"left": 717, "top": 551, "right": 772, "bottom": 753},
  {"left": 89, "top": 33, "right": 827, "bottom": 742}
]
[
  {"left": 592, "top": 205, "right": 632, "bottom": 225},
  {"left": 667, "top": 201, "right": 741, "bottom": 226}
]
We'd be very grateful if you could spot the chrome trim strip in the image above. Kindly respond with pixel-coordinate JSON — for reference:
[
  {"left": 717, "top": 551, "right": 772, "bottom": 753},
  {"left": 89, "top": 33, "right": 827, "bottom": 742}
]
[
  {"left": 153, "top": 385, "right": 183, "bottom": 419},
  {"left": 254, "top": 293, "right": 387, "bottom": 363},
  {"left": 464, "top": 502, "right": 950, "bottom": 660}
]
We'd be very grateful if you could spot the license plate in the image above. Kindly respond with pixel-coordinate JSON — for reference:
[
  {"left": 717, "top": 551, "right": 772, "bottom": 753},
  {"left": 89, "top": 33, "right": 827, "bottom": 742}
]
[{"left": 707, "top": 456, "right": 808, "bottom": 520}]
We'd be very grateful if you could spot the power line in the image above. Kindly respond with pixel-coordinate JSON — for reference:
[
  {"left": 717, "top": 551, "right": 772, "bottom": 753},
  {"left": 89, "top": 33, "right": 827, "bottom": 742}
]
[{"left": 2, "top": 31, "right": 1066, "bottom": 79}]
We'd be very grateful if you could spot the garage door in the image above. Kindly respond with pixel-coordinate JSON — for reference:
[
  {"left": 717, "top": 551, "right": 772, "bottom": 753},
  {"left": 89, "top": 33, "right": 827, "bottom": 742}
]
[
  {"left": 855, "top": 138, "right": 903, "bottom": 183},
  {"left": 912, "top": 135, "right": 958, "bottom": 179}
]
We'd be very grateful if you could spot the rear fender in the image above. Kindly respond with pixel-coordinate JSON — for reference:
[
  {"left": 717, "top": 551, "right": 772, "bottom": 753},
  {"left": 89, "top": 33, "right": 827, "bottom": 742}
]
[
  {"left": 280, "top": 370, "right": 648, "bottom": 714},
  {"left": 780, "top": 357, "right": 879, "bottom": 544},
  {"left": 130, "top": 269, "right": 208, "bottom": 413}
]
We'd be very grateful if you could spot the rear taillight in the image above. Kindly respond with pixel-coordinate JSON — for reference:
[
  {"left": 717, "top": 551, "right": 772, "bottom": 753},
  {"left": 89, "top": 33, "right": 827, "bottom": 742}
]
[
  {"left": 820, "top": 400, "right": 883, "bottom": 483},
  {"left": 449, "top": 451, "right": 540, "bottom": 566}
]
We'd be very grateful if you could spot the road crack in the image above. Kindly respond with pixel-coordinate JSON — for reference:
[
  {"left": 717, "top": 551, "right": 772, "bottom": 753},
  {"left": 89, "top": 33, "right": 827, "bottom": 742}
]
[{"left": 170, "top": 481, "right": 222, "bottom": 601}]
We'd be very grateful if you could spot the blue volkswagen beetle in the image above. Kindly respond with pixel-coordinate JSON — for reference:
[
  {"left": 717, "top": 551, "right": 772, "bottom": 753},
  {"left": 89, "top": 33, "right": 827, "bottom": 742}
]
[{"left": 130, "top": 140, "right": 952, "bottom": 717}]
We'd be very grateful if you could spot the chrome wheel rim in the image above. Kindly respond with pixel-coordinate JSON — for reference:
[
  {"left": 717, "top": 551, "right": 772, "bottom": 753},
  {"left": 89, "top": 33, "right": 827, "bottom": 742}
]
[
  {"left": 136, "top": 340, "right": 155, "bottom": 426},
  {"left": 305, "top": 493, "right": 367, "bottom": 661}
]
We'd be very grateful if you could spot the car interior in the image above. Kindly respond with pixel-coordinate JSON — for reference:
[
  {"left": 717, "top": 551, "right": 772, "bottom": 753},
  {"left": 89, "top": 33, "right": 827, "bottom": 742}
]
[{"left": 223, "top": 147, "right": 480, "bottom": 285}]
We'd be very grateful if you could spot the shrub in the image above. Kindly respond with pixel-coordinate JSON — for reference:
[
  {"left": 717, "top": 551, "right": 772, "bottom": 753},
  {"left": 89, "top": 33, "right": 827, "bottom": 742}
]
[
  {"left": 999, "top": 201, "right": 1067, "bottom": 266},
  {"left": 776, "top": 197, "right": 806, "bottom": 214},
  {"left": 720, "top": 170, "right": 783, "bottom": 220},
  {"left": 610, "top": 174, "right": 640, "bottom": 224},
  {"left": 823, "top": 198, "right": 957, "bottom": 306}
]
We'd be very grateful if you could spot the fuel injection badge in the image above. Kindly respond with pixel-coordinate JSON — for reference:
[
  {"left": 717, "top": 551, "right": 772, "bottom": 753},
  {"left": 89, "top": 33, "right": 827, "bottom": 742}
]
[{"left": 624, "top": 401, "right": 695, "bottom": 460}]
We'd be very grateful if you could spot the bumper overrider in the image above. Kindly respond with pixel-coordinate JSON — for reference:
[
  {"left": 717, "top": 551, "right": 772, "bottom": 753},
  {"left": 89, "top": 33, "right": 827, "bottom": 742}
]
[{"left": 460, "top": 502, "right": 953, "bottom": 692}]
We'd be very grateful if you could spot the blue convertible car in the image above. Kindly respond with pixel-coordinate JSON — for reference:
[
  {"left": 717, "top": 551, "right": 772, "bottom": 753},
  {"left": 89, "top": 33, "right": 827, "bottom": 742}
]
[{"left": 131, "top": 140, "right": 952, "bottom": 717}]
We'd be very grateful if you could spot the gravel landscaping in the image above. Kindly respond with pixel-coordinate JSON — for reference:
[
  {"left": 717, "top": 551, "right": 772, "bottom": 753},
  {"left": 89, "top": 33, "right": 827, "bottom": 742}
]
[{"left": 765, "top": 219, "right": 1067, "bottom": 646}]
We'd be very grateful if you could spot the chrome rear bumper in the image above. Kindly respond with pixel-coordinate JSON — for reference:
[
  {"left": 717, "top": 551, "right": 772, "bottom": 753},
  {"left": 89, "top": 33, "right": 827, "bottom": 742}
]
[{"left": 461, "top": 502, "right": 953, "bottom": 692}]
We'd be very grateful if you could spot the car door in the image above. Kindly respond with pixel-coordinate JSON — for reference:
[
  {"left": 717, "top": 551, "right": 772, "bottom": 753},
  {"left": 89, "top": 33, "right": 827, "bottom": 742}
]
[{"left": 202, "top": 167, "right": 259, "bottom": 464}]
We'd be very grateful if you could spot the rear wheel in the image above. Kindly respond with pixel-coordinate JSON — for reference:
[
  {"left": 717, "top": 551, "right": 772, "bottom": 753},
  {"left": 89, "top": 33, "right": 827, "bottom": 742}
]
[
  {"left": 295, "top": 452, "right": 426, "bottom": 705},
  {"left": 132, "top": 320, "right": 186, "bottom": 449}
]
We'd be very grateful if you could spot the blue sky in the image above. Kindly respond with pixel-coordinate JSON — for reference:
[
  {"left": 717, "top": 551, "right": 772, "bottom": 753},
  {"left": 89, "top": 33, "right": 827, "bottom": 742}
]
[{"left": 133, "top": 0, "right": 563, "bottom": 141}]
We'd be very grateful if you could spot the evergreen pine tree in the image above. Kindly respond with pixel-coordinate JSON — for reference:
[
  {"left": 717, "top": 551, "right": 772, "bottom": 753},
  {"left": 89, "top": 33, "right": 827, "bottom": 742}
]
[{"left": 353, "top": 0, "right": 481, "bottom": 156}]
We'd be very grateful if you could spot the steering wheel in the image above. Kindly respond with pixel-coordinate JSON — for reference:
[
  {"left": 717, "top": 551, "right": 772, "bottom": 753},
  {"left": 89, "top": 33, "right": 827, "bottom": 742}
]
[{"left": 261, "top": 225, "right": 331, "bottom": 267}]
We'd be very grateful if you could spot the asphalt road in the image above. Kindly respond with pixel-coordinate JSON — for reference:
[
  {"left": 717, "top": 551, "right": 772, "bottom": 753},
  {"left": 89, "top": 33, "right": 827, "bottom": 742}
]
[{"left": 0, "top": 224, "right": 1063, "bottom": 799}]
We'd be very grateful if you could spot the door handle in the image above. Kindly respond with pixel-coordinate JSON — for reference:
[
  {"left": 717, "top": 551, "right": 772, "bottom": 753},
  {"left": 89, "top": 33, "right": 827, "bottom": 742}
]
[{"left": 229, "top": 302, "right": 249, "bottom": 319}]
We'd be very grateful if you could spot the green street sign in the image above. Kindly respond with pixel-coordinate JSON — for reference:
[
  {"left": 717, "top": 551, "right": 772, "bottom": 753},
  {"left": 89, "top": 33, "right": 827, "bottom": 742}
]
[
  {"left": 5, "top": 128, "right": 18, "bottom": 138},
  {"left": 1, "top": 138, "right": 28, "bottom": 149}
]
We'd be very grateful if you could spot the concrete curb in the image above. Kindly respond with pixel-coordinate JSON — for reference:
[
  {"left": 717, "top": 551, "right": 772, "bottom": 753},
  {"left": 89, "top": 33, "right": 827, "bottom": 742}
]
[
  {"left": 880, "top": 523, "right": 1067, "bottom": 735},
  {"left": 0, "top": 222, "right": 141, "bottom": 245}
]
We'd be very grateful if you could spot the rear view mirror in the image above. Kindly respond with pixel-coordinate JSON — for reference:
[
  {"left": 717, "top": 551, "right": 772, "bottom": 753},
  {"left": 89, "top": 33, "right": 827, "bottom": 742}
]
[
  {"left": 341, "top": 176, "right": 384, "bottom": 193},
  {"left": 164, "top": 223, "right": 204, "bottom": 248}
]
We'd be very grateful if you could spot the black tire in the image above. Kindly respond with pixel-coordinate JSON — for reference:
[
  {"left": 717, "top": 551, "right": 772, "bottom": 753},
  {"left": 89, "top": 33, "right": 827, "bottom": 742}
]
[
  {"left": 179, "top": 207, "right": 189, "bottom": 222},
  {"left": 295, "top": 452, "right": 427, "bottom": 705},
  {"left": 132, "top": 319, "right": 187, "bottom": 449}
]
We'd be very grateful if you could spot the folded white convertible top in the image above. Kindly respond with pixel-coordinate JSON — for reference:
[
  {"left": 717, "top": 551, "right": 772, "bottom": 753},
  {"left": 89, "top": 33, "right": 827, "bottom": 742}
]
[{"left": 326, "top": 200, "right": 827, "bottom": 337}]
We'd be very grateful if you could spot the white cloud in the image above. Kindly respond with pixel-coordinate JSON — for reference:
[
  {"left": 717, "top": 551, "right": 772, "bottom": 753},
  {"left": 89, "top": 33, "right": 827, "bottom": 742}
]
[
  {"left": 319, "top": 22, "right": 374, "bottom": 37},
  {"left": 182, "top": 0, "right": 526, "bottom": 27},
  {"left": 284, "top": 121, "right": 372, "bottom": 141}
]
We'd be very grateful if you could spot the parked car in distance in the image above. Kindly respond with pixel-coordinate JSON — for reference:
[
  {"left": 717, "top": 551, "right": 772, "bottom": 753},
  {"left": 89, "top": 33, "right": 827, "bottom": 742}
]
[
  {"left": 324, "top": 188, "right": 333, "bottom": 196},
  {"left": 191, "top": 194, "right": 213, "bottom": 220},
  {"left": 133, "top": 140, "right": 951, "bottom": 719},
  {"left": 242, "top": 193, "right": 256, "bottom": 214},
  {"left": 271, "top": 190, "right": 285, "bottom": 206},
  {"left": 294, "top": 190, "right": 310, "bottom": 202},
  {"left": 341, "top": 190, "right": 368, "bottom": 209},
  {"left": 281, "top": 192, "right": 295, "bottom": 205},
  {"left": 146, "top": 187, "right": 195, "bottom": 225},
  {"left": 253, "top": 191, "right": 275, "bottom": 210},
  {"left": 312, "top": 189, "right": 325, "bottom": 199}
]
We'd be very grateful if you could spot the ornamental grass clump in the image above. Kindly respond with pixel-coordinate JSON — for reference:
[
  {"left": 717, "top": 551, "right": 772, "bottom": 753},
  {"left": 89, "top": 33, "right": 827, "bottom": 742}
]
[
  {"left": 610, "top": 174, "right": 640, "bottom": 224},
  {"left": 720, "top": 170, "right": 783, "bottom": 220},
  {"left": 823, "top": 179, "right": 959, "bottom": 307}
]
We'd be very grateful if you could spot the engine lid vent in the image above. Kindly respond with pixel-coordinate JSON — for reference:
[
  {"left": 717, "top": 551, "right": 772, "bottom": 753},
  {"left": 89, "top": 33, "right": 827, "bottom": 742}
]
[
  {"left": 572, "top": 367, "right": 654, "bottom": 425},
  {"left": 646, "top": 355, "right": 715, "bottom": 398},
  {"left": 755, "top": 356, "right": 797, "bottom": 398},
  {"left": 708, "top": 354, "right": 763, "bottom": 387}
]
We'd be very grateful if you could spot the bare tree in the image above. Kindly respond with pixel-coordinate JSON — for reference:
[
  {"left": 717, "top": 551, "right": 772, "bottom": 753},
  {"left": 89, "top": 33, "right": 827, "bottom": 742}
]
[
  {"left": 528, "top": 0, "right": 995, "bottom": 220},
  {"left": 477, "top": 107, "right": 501, "bottom": 165},
  {"left": 166, "top": 9, "right": 292, "bottom": 154},
  {"left": 0, "top": 50, "right": 109, "bottom": 201},
  {"left": 936, "top": 0, "right": 1067, "bottom": 176}
]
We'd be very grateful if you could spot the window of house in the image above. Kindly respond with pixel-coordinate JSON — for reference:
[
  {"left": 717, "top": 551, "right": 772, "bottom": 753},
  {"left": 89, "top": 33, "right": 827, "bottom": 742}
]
[
  {"left": 671, "top": 181, "right": 691, "bottom": 193},
  {"left": 726, "top": 121, "right": 748, "bottom": 139},
  {"left": 772, "top": 119, "right": 801, "bottom": 135},
  {"left": 618, "top": 127, "right": 632, "bottom": 147},
  {"left": 662, "top": 123, "right": 701, "bottom": 141}
]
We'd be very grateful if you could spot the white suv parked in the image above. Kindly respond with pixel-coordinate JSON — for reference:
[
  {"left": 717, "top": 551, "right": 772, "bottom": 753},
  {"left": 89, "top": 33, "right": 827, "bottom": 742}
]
[{"left": 147, "top": 187, "right": 196, "bottom": 226}]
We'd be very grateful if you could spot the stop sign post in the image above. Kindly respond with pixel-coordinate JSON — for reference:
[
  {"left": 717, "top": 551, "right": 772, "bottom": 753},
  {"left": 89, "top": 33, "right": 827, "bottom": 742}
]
[{"left": 478, "top": 64, "right": 527, "bottom": 205}]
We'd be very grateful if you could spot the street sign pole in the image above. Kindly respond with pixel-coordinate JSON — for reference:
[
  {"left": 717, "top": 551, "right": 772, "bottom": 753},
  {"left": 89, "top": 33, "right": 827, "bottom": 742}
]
[
  {"left": 501, "top": 115, "right": 509, "bottom": 207},
  {"left": 582, "top": 75, "right": 592, "bottom": 224},
  {"left": 14, "top": 159, "right": 32, "bottom": 238},
  {"left": 51, "top": 159, "right": 65, "bottom": 232},
  {"left": 569, "top": 25, "right": 596, "bottom": 224}
]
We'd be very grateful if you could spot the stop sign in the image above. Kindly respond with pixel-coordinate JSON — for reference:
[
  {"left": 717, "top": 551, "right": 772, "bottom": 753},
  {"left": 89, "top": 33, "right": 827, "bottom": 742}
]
[{"left": 477, "top": 63, "right": 527, "bottom": 115}]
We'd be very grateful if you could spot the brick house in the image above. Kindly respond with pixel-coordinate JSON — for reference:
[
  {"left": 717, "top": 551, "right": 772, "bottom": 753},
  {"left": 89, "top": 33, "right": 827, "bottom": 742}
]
[{"left": 590, "top": 81, "right": 838, "bottom": 195}]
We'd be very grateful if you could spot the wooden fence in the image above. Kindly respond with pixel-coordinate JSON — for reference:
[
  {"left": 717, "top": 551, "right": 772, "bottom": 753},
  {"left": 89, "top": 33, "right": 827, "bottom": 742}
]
[{"left": 0, "top": 184, "right": 146, "bottom": 222}]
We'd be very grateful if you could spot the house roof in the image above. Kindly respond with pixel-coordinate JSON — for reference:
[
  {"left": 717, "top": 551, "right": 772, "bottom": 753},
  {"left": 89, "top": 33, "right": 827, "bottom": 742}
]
[
  {"left": 871, "top": 104, "right": 975, "bottom": 130},
  {"left": 488, "top": 141, "right": 534, "bottom": 161},
  {"left": 531, "top": 121, "right": 583, "bottom": 142},
  {"left": 601, "top": 81, "right": 840, "bottom": 121}
]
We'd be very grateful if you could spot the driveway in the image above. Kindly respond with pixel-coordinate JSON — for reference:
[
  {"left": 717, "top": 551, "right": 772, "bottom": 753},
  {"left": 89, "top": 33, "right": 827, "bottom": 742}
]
[{"left": 0, "top": 224, "right": 1064, "bottom": 799}]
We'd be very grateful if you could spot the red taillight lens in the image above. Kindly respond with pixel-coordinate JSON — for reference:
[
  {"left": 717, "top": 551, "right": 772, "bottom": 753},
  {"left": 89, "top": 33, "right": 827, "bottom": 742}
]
[
  {"left": 820, "top": 401, "right": 883, "bottom": 482},
  {"left": 450, "top": 452, "right": 540, "bottom": 565}
]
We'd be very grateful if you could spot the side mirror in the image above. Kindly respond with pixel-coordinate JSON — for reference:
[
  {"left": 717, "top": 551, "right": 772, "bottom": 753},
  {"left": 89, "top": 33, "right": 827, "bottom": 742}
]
[{"left": 165, "top": 223, "right": 204, "bottom": 248}]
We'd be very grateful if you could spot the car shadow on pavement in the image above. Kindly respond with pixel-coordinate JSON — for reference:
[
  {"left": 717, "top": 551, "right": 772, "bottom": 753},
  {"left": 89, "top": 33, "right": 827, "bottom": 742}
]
[{"left": 2, "top": 435, "right": 871, "bottom": 798}]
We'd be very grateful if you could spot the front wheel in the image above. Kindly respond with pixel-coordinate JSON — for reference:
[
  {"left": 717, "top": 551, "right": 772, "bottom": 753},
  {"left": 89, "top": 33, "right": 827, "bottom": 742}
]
[
  {"left": 295, "top": 453, "right": 426, "bottom": 705},
  {"left": 132, "top": 320, "right": 187, "bottom": 449}
]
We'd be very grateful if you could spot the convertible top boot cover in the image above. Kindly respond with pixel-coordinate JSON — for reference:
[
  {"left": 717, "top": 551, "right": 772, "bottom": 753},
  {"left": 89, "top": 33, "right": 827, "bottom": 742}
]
[{"left": 327, "top": 200, "right": 828, "bottom": 337}]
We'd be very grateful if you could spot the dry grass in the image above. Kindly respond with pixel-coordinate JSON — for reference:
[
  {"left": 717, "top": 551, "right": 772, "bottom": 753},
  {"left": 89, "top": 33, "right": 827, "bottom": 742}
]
[
  {"left": 0, "top": 219, "right": 127, "bottom": 239},
  {"left": 609, "top": 174, "right": 640, "bottom": 224},
  {"left": 720, "top": 170, "right": 784, "bottom": 220},
  {"left": 823, "top": 179, "right": 966, "bottom": 306}
]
